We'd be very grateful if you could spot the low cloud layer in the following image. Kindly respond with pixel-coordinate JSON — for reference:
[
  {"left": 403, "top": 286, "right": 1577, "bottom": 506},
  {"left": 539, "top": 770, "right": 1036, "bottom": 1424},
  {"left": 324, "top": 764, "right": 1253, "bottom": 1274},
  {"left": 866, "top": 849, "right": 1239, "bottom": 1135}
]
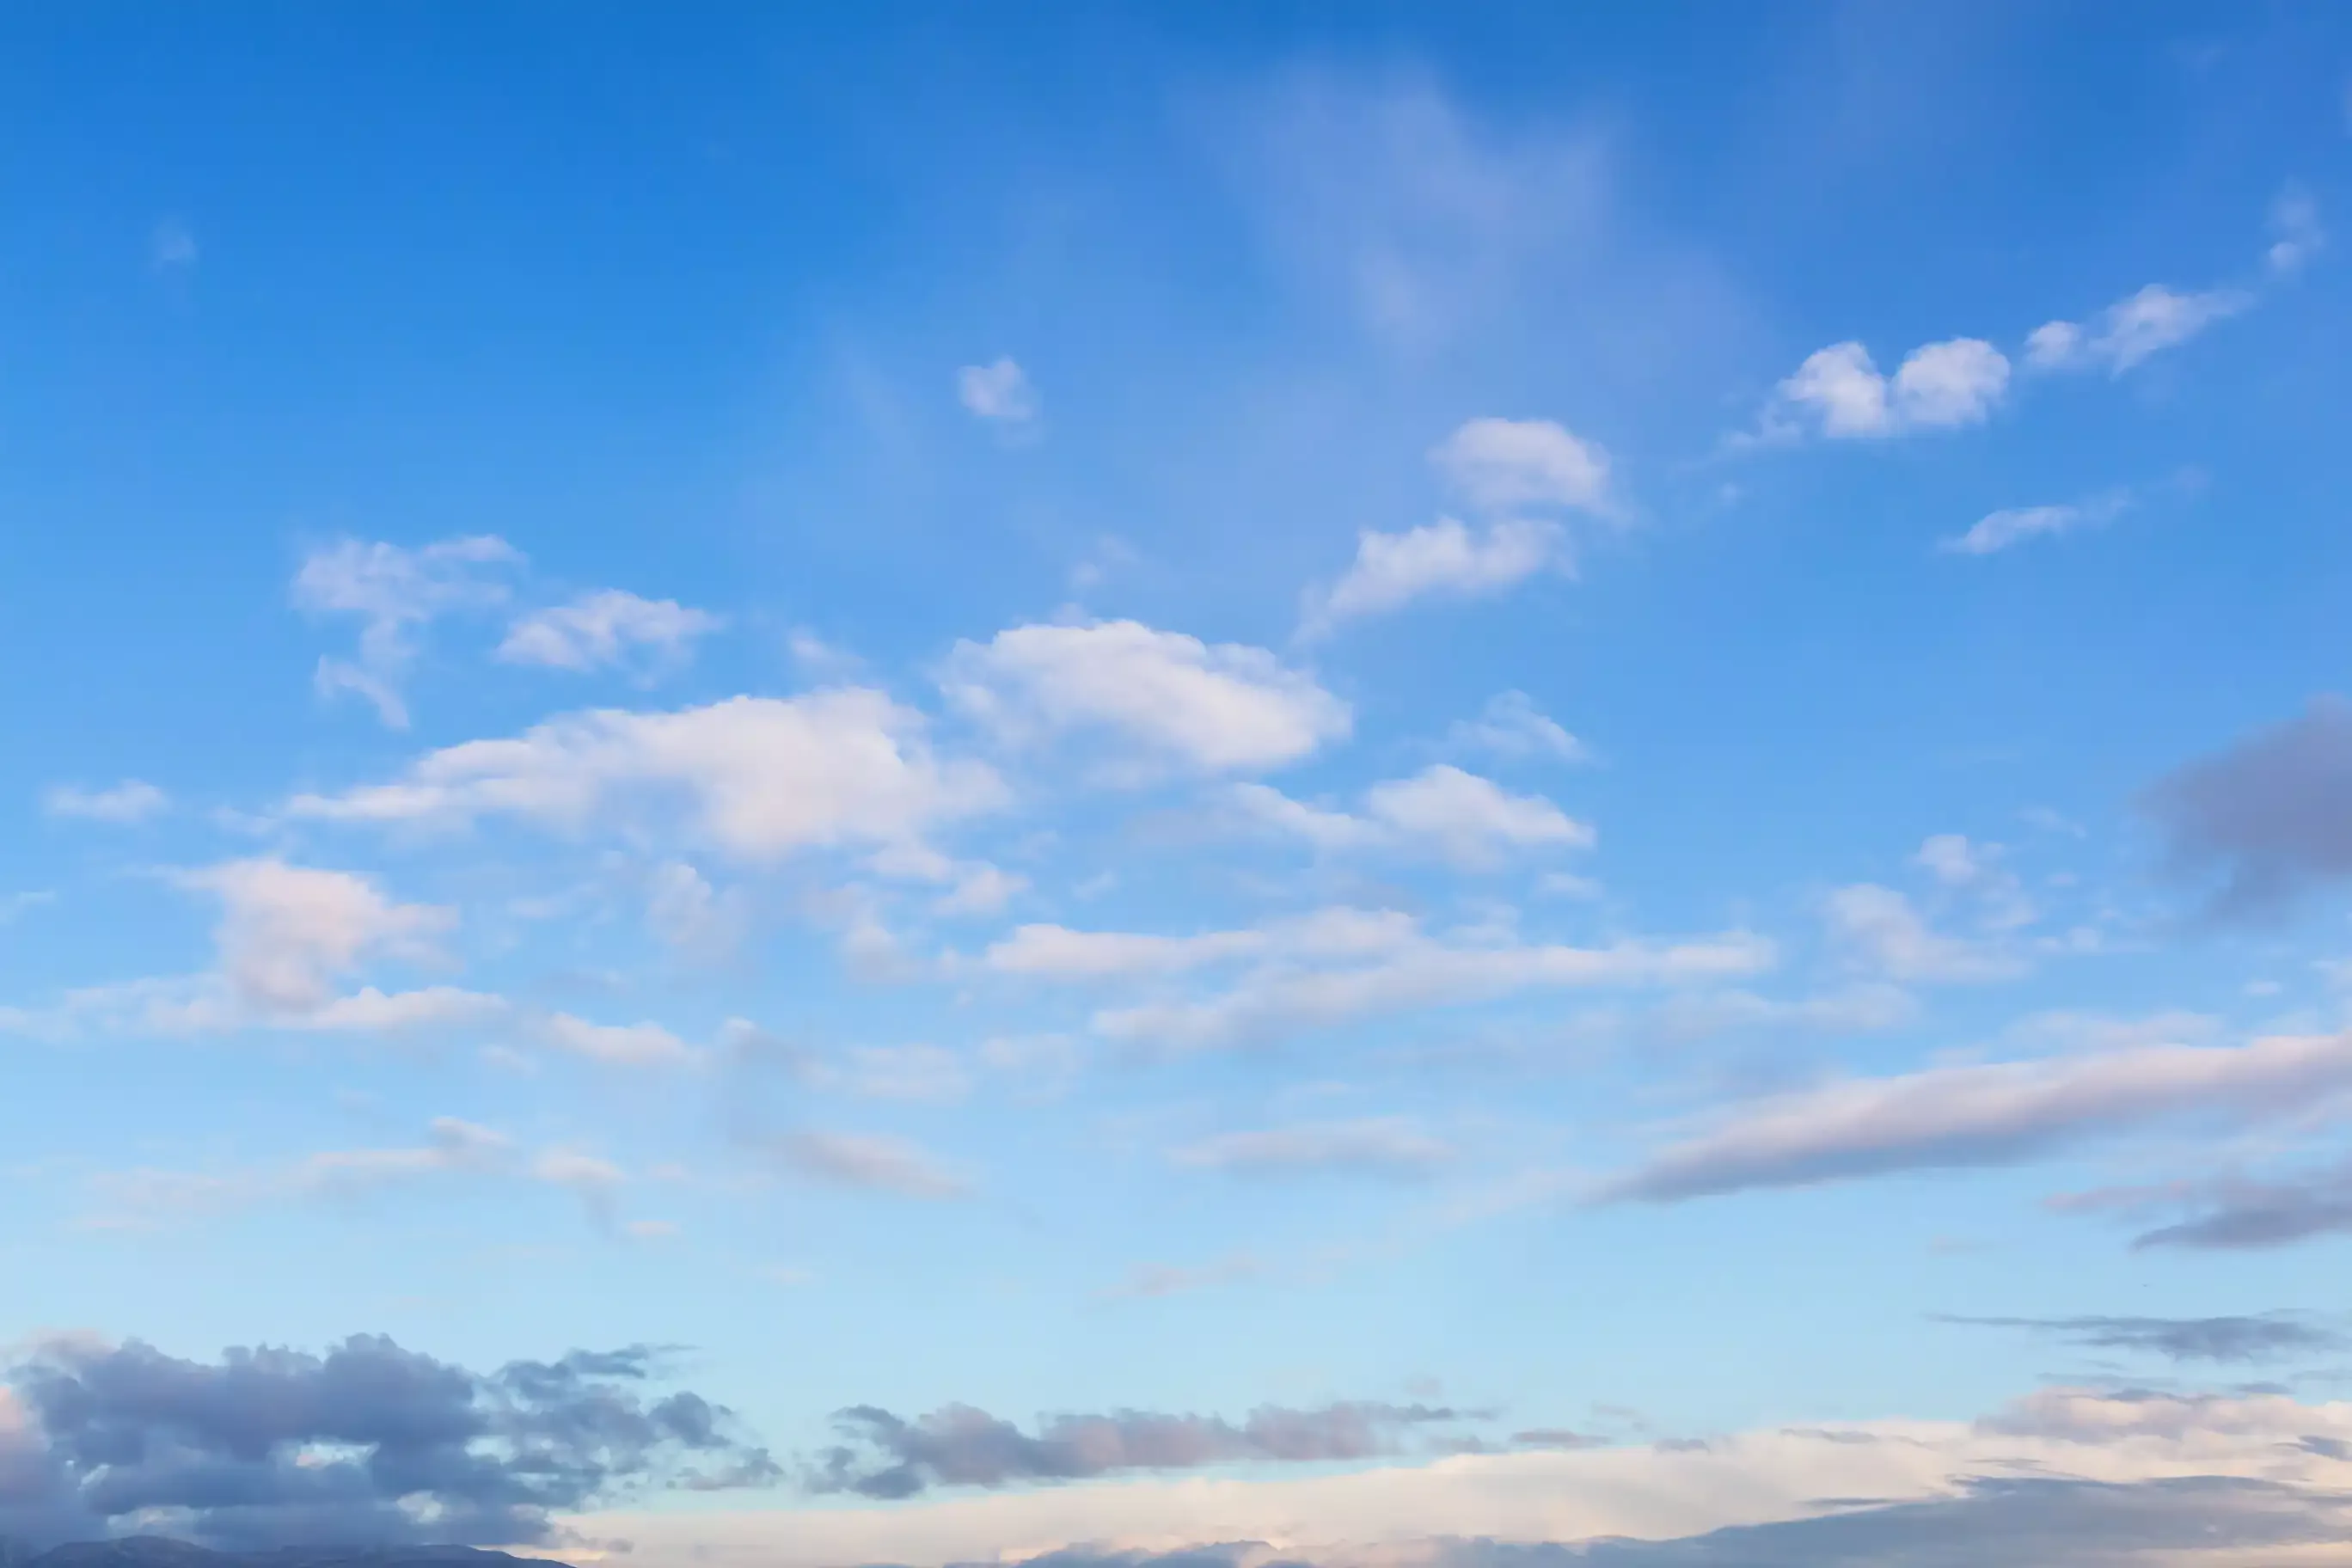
[
  {"left": 0, "top": 1335, "right": 775, "bottom": 1549},
  {"left": 809, "top": 1401, "right": 1468, "bottom": 1499}
]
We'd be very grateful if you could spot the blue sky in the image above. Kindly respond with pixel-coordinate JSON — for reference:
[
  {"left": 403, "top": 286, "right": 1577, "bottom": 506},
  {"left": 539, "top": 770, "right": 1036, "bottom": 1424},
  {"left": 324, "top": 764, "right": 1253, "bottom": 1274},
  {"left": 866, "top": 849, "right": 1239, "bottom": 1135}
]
[{"left": 9, "top": 4, "right": 2352, "bottom": 1564}]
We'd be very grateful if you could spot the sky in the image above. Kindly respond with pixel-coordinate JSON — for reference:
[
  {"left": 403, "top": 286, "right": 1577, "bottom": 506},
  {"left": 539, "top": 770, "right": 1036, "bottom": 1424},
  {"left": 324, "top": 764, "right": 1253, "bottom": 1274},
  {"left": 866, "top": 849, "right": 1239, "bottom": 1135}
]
[{"left": 9, "top": 3, "right": 2352, "bottom": 1565}]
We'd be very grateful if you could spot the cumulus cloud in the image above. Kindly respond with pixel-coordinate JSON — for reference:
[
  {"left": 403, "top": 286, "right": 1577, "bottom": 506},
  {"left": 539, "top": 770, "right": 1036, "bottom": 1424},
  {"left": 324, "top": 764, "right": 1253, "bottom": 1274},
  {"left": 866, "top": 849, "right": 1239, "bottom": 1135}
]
[
  {"left": 181, "top": 859, "right": 454, "bottom": 1016},
  {"left": 0, "top": 1334, "right": 775, "bottom": 1548},
  {"left": 1600, "top": 1026, "right": 2352, "bottom": 1204},
  {"left": 1428, "top": 418, "right": 1610, "bottom": 515},
  {"left": 1937, "top": 1312, "right": 2343, "bottom": 1363},
  {"left": 941, "top": 622, "right": 1348, "bottom": 778},
  {"left": 1301, "top": 518, "right": 1564, "bottom": 635},
  {"left": 808, "top": 1400, "right": 1468, "bottom": 1499},
  {"left": 40, "top": 780, "right": 169, "bottom": 824},
  {"left": 1172, "top": 1118, "right": 1454, "bottom": 1179},
  {"left": 2025, "top": 284, "right": 2251, "bottom": 375},
  {"left": 2140, "top": 697, "right": 2352, "bottom": 918},
  {"left": 1941, "top": 490, "right": 2130, "bottom": 556},
  {"left": 958, "top": 358, "right": 1038, "bottom": 426},
  {"left": 292, "top": 535, "right": 523, "bottom": 728},
  {"left": 1763, "top": 338, "right": 2010, "bottom": 440},
  {"left": 1234, "top": 766, "right": 1590, "bottom": 870},
  {"left": 540, "top": 1013, "right": 698, "bottom": 1069},
  {"left": 1445, "top": 692, "right": 1586, "bottom": 763},
  {"left": 497, "top": 590, "right": 724, "bottom": 674},
  {"left": 1822, "top": 884, "right": 2024, "bottom": 983},
  {"left": 289, "top": 689, "right": 1006, "bottom": 866},
  {"left": 757, "top": 1130, "right": 970, "bottom": 1200}
]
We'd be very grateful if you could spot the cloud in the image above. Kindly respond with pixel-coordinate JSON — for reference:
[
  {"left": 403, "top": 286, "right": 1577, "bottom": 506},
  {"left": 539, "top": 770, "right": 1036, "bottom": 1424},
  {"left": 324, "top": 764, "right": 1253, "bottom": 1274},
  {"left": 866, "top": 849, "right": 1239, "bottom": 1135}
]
[
  {"left": 497, "top": 590, "right": 724, "bottom": 674},
  {"left": 1094, "top": 923, "right": 1774, "bottom": 1053},
  {"left": 2025, "top": 284, "right": 2251, "bottom": 375},
  {"left": 289, "top": 689, "right": 1007, "bottom": 865},
  {"left": 181, "top": 859, "right": 455, "bottom": 1018},
  {"left": 941, "top": 622, "right": 1349, "bottom": 778},
  {"left": 984, "top": 925, "right": 1271, "bottom": 980},
  {"left": 2140, "top": 697, "right": 2352, "bottom": 918},
  {"left": 291, "top": 536, "right": 523, "bottom": 728},
  {"left": 40, "top": 781, "right": 169, "bottom": 824},
  {"left": 759, "top": 1130, "right": 970, "bottom": 1199},
  {"left": 1936, "top": 1312, "right": 2343, "bottom": 1363},
  {"left": 2055, "top": 1159, "right": 2352, "bottom": 1252},
  {"left": 1941, "top": 490, "right": 2130, "bottom": 556},
  {"left": 1763, "top": 338, "right": 2009, "bottom": 440},
  {"left": 540, "top": 1013, "right": 698, "bottom": 1069},
  {"left": 1599, "top": 1026, "right": 2352, "bottom": 1204},
  {"left": 958, "top": 358, "right": 1038, "bottom": 425},
  {"left": 808, "top": 1400, "right": 1467, "bottom": 1499},
  {"left": 1235, "top": 766, "right": 1591, "bottom": 870},
  {"left": 0, "top": 1334, "right": 775, "bottom": 1548},
  {"left": 1821, "top": 884, "right": 2024, "bottom": 983},
  {"left": 1445, "top": 692, "right": 1587, "bottom": 763},
  {"left": 88, "top": 1117, "right": 511, "bottom": 1226},
  {"left": 1171, "top": 1118, "right": 1454, "bottom": 1179},
  {"left": 2269, "top": 186, "right": 2325, "bottom": 276},
  {"left": 1429, "top": 418, "right": 1610, "bottom": 515},
  {"left": 1302, "top": 520, "right": 1562, "bottom": 635}
]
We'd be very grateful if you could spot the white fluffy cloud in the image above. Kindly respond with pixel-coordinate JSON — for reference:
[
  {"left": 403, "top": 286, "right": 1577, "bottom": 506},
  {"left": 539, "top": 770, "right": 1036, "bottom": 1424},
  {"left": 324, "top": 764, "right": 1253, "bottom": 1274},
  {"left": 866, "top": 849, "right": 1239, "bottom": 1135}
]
[
  {"left": 2025, "top": 284, "right": 2251, "bottom": 374},
  {"left": 1767, "top": 338, "right": 2011, "bottom": 439},
  {"left": 941, "top": 620, "right": 1349, "bottom": 777},
  {"left": 1428, "top": 417, "right": 1610, "bottom": 514},
  {"left": 1302, "top": 518, "right": 1563, "bottom": 634},
  {"left": 289, "top": 689, "right": 1006, "bottom": 863},
  {"left": 2269, "top": 186, "right": 2324, "bottom": 276},
  {"left": 497, "top": 590, "right": 724, "bottom": 673},
  {"left": 1234, "top": 765, "right": 1591, "bottom": 870},
  {"left": 181, "top": 859, "right": 456, "bottom": 1015},
  {"left": 958, "top": 358, "right": 1038, "bottom": 425},
  {"left": 42, "top": 780, "right": 169, "bottom": 824},
  {"left": 292, "top": 535, "right": 523, "bottom": 728}
]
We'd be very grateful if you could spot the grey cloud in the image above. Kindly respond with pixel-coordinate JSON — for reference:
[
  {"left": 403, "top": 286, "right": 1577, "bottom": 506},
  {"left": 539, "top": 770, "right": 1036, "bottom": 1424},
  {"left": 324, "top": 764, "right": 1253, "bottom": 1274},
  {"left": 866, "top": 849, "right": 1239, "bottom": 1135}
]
[
  {"left": 809, "top": 1401, "right": 1467, "bottom": 1499},
  {"left": 2124, "top": 1161, "right": 2352, "bottom": 1252},
  {"left": 1508, "top": 1429, "right": 1604, "bottom": 1450},
  {"left": 1935, "top": 1312, "right": 2342, "bottom": 1363},
  {"left": 2141, "top": 696, "right": 2352, "bottom": 919},
  {"left": 0, "top": 1336, "right": 775, "bottom": 1550},
  {"left": 931, "top": 1476, "right": 2352, "bottom": 1568}
]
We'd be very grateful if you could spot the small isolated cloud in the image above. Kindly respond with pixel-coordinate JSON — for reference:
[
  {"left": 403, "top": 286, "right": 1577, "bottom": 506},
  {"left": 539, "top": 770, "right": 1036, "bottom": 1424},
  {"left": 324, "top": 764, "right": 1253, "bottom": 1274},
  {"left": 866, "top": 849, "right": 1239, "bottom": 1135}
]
[
  {"left": 759, "top": 1130, "right": 970, "bottom": 1199},
  {"left": 958, "top": 358, "right": 1038, "bottom": 426},
  {"left": 181, "top": 858, "right": 457, "bottom": 1020},
  {"left": 0, "top": 1333, "right": 775, "bottom": 1547},
  {"left": 1937, "top": 1312, "right": 2343, "bottom": 1363},
  {"left": 150, "top": 218, "right": 198, "bottom": 270},
  {"left": 2025, "top": 284, "right": 2251, "bottom": 375},
  {"left": 1171, "top": 1118, "right": 1454, "bottom": 1179},
  {"left": 1941, "top": 490, "right": 2130, "bottom": 556},
  {"left": 1429, "top": 417, "right": 1610, "bottom": 514},
  {"left": 1302, "top": 518, "right": 1563, "bottom": 636},
  {"left": 1235, "top": 765, "right": 1591, "bottom": 870},
  {"left": 1822, "top": 884, "right": 2024, "bottom": 983},
  {"left": 806, "top": 1400, "right": 1467, "bottom": 1498},
  {"left": 497, "top": 589, "right": 724, "bottom": 674},
  {"left": 1446, "top": 691, "right": 1587, "bottom": 762},
  {"left": 292, "top": 535, "right": 524, "bottom": 728},
  {"left": 1599, "top": 1025, "right": 2352, "bottom": 1205},
  {"left": 942, "top": 620, "right": 1349, "bottom": 778},
  {"left": 540, "top": 1013, "right": 698, "bottom": 1069},
  {"left": 1761, "top": 338, "right": 2010, "bottom": 441},
  {"left": 2141, "top": 696, "right": 2352, "bottom": 919},
  {"left": 2269, "top": 186, "right": 2325, "bottom": 276},
  {"left": 41, "top": 780, "right": 168, "bottom": 824}
]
